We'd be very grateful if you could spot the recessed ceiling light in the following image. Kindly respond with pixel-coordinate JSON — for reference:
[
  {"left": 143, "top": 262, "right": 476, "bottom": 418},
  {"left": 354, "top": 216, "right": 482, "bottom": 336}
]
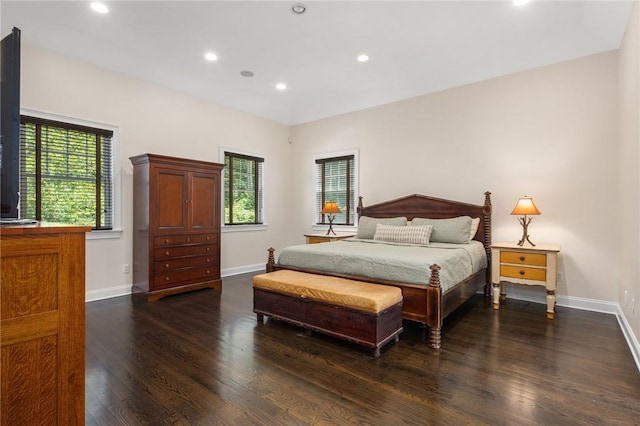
[
  {"left": 240, "top": 70, "right": 254, "bottom": 77},
  {"left": 291, "top": 3, "right": 307, "bottom": 15},
  {"left": 204, "top": 52, "right": 218, "bottom": 62},
  {"left": 90, "top": 2, "right": 109, "bottom": 14},
  {"left": 357, "top": 54, "right": 369, "bottom": 63},
  {"left": 513, "top": 0, "right": 531, "bottom": 6},
  {"left": 276, "top": 83, "right": 287, "bottom": 91}
]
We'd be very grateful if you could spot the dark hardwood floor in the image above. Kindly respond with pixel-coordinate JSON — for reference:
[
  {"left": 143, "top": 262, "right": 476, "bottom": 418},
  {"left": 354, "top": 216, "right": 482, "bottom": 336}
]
[{"left": 86, "top": 272, "right": 640, "bottom": 425}]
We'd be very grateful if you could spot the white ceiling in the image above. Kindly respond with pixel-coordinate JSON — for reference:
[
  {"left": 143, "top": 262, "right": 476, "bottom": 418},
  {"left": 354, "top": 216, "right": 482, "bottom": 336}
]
[{"left": 1, "top": 1, "right": 634, "bottom": 125}]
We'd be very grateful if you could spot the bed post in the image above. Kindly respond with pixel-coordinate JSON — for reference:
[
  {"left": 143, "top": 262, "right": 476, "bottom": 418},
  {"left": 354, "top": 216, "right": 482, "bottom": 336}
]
[
  {"left": 266, "top": 247, "right": 276, "bottom": 273},
  {"left": 426, "top": 264, "right": 442, "bottom": 349},
  {"left": 483, "top": 191, "right": 492, "bottom": 297},
  {"left": 357, "top": 196, "right": 364, "bottom": 219}
]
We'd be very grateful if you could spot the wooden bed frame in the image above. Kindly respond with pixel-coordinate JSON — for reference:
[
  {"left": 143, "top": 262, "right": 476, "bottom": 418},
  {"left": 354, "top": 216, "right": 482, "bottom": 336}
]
[{"left": 266, "top": 192, "right": 492, "bottom": 349}]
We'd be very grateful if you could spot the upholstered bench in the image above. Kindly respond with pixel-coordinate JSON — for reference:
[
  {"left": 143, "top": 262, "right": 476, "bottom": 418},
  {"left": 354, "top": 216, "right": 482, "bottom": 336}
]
[{"left": 253, "top": 270, "right": 403, "bottom": 357}]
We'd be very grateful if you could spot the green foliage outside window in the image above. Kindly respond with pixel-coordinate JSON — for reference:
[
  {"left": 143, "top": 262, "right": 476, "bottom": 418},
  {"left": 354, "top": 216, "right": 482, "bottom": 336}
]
[
  {"left": 224, "top": 152, "right": 263, "bottom": 225},
  {"left": 20, "top": 118, "right": 113, "bottom": 229}
]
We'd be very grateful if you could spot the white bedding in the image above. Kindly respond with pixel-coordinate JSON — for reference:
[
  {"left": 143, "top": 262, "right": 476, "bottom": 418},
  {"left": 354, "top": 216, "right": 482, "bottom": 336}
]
[{"left": 277, "top": 239, "right": 487, "bottom": 292}]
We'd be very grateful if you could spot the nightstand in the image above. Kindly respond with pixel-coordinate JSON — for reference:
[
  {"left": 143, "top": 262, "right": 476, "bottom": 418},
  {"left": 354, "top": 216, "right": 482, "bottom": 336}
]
[
  {"left": 491, "top": 242, "right": 561, "bottom": 319},
  {"left": 304, "top": 232, "right": 355, "bottom": 244}
]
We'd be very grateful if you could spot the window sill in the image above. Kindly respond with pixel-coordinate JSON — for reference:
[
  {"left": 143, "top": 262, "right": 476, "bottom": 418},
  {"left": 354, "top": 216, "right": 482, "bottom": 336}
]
[
  {"left": 86, "top": 229, "right": 123, "bottom": 240},
  {"left": 222, "top": 224, "right": 268, "bottom": 233}
]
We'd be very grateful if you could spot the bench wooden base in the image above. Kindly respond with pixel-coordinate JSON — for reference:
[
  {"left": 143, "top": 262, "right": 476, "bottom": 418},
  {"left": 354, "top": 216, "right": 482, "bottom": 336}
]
[{"left": 254, "top": 287, "right": 403, "bottom": 357}]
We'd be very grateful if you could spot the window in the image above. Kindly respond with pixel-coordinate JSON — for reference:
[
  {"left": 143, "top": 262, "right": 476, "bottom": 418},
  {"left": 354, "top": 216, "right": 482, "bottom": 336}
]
[
  {"left": 19, "top": 115, "right": 114, "bottom": 230},
  {"left": 224, "top": 150, "right": 264, "bottom": 225},
  {"left": 315, "top": 152, "right": 357, "bottom": 226}
]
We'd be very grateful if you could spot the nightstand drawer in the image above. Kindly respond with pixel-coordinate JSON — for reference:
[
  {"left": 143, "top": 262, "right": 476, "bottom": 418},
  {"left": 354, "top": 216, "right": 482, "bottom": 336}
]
[
  {"left": 307, "top": 236, "right": 330, "bottom": 244},
  {"left": 500, "top": 265, "right": 546, "bottom": 282},
  {"left": 500, "top": 251, "right": 546, "bottom": 267},
  {"left": 304, "top": 233, "right": 355, "bottom": 244}
]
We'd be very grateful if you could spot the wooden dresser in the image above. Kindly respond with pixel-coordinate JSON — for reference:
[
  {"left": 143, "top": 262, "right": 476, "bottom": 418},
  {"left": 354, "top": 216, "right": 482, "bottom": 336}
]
[
  {"left": 130, "top": 154, "right": 224, "bottom": 302},
  {"left": 0, "top": 223, "right": 90, "bottom": 425}
]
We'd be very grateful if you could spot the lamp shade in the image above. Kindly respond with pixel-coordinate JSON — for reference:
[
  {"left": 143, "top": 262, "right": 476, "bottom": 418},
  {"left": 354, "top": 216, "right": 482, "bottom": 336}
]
[
  {"left": 321, "top": 201, "right": 341, "bottom": 214},
  {"left": 510, "top": 197, "right": 541, "bottom": 216}
]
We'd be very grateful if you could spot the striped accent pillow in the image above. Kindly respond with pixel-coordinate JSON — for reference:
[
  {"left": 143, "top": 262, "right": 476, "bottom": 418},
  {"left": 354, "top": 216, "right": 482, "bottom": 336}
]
[{"left": 373, "top": 224, "right": 432, "bottom": 245}]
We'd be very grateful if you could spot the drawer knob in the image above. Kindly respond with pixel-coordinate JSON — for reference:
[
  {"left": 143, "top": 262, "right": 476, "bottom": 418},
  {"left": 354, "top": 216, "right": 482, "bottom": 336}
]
[
  {"left": 165, "top": 277, "right": 170, "bottom": 281},
  {"left": 206, "top": 270, "right": 211, "bottom": 274},
  {"left": 519, "top": 256, "right": 525, "bottom": 261},
  {"left": 206, "top": 236, "right": 210, "bottom": 240},
  {"left": 187, "top": 237, "right": 191, "bottom": 243},
  {"left": 165, "top": 239, "right": 169, "bottom": 243},
  {"left": 165, "top": 263, "right": 170, "bottom": 268},
  {"left": 206, "top": 247, "right": 210, "bottom": 252},
  {"left": 519, "top": 270, "right": 525, "bottom": 276},
  {"left": 165, "top": 251, "right": 170, "bottom": 256},
  {"left": 206, "top": 258, "right": 211, "bottom": 263}
]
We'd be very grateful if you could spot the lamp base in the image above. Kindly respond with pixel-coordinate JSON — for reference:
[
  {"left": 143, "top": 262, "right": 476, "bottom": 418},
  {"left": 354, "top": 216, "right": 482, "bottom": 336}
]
[
  {"left": 517, "top": 235, "right": 536, "bottom": 247},
  {"left": 326, "top": 217, "right": 336, "bottom": 236},
  {"left": 517, "top": 215, "right": 536, "bottom": 247}
]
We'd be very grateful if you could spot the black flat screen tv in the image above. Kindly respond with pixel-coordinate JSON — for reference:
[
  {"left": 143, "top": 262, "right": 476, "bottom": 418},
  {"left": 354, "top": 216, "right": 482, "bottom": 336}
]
[
  {"left": 1, "top": 27, "right": 21, "bottom": 219},
  {"left": 0, "top": 28, "right": 20, "bottom": 219}
]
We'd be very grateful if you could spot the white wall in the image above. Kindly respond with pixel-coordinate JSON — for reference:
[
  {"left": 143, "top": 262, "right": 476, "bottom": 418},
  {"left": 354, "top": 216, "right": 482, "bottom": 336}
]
[
  {"left": 19, "top": 36, "right": 635, "bottom": 315},
  {"left": 618, "top": 3, "right": 640, "bottom": 347},
  {"left": 291, "top": 50, "right": 620, "bottom": 303},
  {"left": 20, "top": 45, "right": 291, "bottom": 297}
]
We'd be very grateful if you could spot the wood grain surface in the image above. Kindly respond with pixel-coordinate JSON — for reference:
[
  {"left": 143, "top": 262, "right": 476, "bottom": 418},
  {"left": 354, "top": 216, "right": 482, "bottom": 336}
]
[{"left": 85, "top": 272, "right": 640, "bottom": 425}]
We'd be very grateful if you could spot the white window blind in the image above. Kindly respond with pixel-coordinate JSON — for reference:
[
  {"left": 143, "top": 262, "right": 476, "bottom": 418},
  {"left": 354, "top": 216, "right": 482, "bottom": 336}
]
[
  {"left": 19, "top": 115, "right": 113, "bottom": 230},
  {"left": 315, "top": 154, "right": 355, "bottom": 226},
  {"left": 224, "top": 151, "right": 264, "bottom": 225}
]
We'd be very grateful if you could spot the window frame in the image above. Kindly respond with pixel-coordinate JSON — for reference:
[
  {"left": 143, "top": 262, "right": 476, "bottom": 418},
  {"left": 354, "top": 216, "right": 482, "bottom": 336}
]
[
  {"left": 19, "top": 109, "right": 121, "bottom": 239},
  {"left": 220, "top": 147, "right": 267, "bottom": 231},
  {"left": 313, "top": 149, "right": 359, "bottom": 231}
]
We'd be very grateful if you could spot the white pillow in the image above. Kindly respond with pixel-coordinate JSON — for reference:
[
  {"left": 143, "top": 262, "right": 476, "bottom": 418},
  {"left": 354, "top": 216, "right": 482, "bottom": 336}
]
[
  {"left": 356, "top": 216, "right": 408, "bottom": 239},
  {"left": 411, "top": 216, "right": 473, "bottom": 244},
  {"left": 373, "top": 224, "right": 432, "bottom": 245},
  {"left": 470, "top": 217, "right": 481, "bottom": 240}
]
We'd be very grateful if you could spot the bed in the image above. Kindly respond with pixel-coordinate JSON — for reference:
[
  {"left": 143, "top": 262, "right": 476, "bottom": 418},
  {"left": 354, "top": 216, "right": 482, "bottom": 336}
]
[{"left": 266, "top": 192, "right": 492, "bottom": 349}]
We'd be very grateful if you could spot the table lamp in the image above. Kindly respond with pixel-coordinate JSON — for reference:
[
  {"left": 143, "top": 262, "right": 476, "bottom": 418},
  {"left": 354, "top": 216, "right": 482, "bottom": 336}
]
[
  {"left": 511, "top": 196, "right": 541, "bottom": 246},
  {"left": 321, "top": 201, "right": 341, "bottom": 235}
]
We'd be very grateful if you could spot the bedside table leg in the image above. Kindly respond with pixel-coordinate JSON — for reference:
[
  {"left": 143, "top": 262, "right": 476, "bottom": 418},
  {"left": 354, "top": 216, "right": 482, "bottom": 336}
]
[
  {"left": 546, "top": 290, "right": 556, "bottom": 320},
  {"left": 492, "top": 282, "right": 501, "bottom": 310}
]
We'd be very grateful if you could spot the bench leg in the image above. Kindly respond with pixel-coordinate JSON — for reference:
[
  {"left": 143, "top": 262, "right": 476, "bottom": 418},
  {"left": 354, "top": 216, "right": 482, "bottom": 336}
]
[{"left": 373, "top": 347, "right": 381, "bottom": 358}]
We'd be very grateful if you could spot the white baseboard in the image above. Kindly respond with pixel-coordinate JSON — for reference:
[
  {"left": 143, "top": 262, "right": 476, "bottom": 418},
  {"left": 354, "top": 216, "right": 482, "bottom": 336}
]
[
  {"left": 85, "top": 284, "right": 132, "bottom": 302},
  {"left": 84, "top": 265, "right": 264, "bottom": 303},
  {"left": 616, "top": 306, "right": 640, "bottom": 373},
  {"left": 503, "top": 285, "right": 618, "bottom": 314},
  {"left": 221, "top": 263, "right": 265, "bottom": 277}
]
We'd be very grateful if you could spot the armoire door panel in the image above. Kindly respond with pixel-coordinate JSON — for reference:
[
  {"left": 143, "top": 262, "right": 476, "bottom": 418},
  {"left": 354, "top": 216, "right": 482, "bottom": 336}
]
[
  {"left": 191, "top": 172, "right": 218, "bottom": 230},
  {"left": 156, "top": 169, "right": 188, "bottom": 230}
]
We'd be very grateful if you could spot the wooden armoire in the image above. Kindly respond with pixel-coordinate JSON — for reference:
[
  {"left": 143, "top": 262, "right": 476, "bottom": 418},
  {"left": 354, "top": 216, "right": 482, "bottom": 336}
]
[{"left": 130, "top": 154, "right": 224, "bottom": 302}]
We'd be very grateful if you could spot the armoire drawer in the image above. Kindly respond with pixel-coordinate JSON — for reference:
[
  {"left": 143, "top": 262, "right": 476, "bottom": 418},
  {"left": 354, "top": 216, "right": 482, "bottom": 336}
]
[
  {"left": 154, "top": 244, "right": 217, "bottom": 259},
  {"left": 154, "top": 265, "right": 220, "bottom": 288},
  {"left": 153, "top": 255, "right": 216, "bottom": 272},
  {"left": 154, "top": 233, "right": 216, "bottom": 247}
]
